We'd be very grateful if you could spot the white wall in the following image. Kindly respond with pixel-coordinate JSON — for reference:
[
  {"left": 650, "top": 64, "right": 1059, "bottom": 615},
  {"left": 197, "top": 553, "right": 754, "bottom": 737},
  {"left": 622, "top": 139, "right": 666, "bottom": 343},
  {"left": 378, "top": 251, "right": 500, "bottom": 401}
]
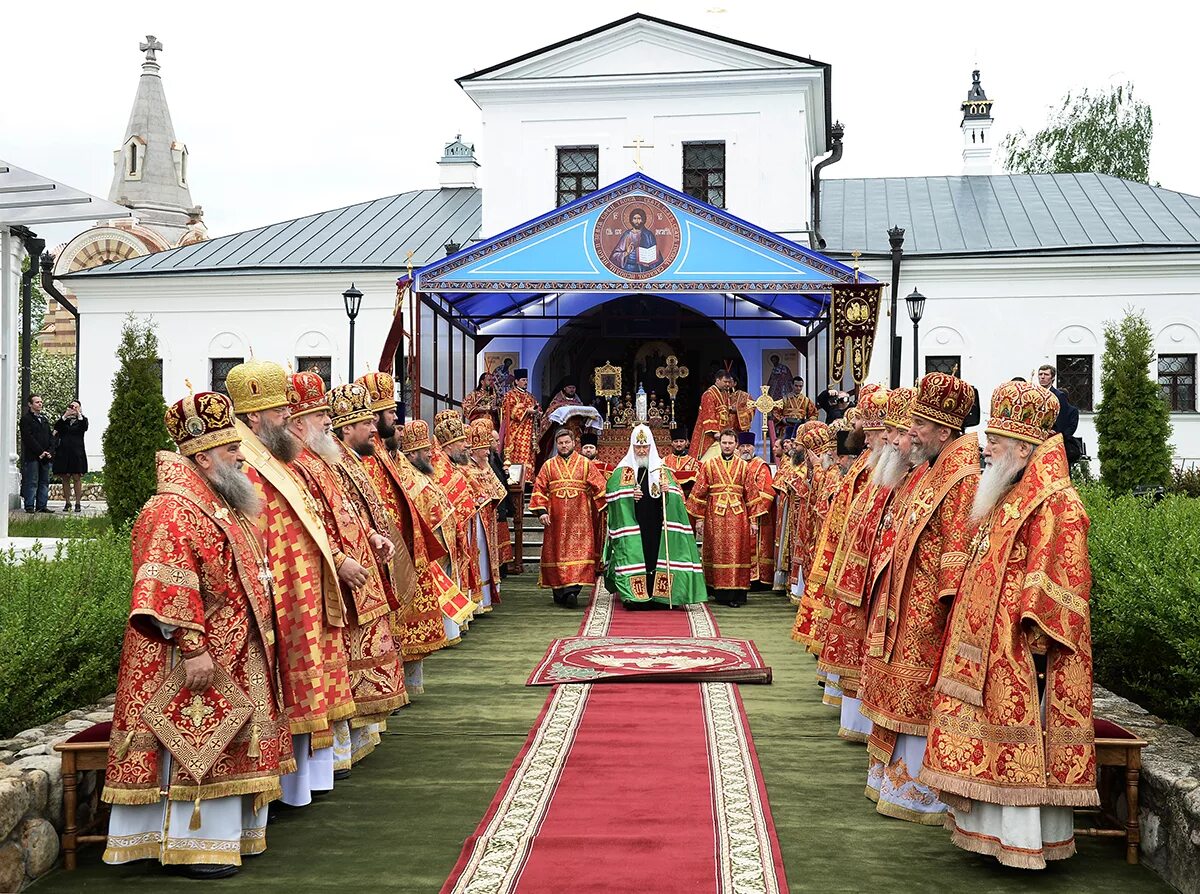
[
  {"left": 860, "top": 252, "right": 1200, "bottom": 464},
  {"left": 70, "top": 270, "right": 407, "bottom": 469}
]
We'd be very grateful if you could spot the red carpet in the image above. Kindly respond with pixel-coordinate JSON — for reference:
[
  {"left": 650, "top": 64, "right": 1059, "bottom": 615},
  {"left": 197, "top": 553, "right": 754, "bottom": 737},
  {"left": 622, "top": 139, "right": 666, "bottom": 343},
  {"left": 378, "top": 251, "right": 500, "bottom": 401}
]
[{"left": 441, "top": 589, "right": 789, "bottom": 894}]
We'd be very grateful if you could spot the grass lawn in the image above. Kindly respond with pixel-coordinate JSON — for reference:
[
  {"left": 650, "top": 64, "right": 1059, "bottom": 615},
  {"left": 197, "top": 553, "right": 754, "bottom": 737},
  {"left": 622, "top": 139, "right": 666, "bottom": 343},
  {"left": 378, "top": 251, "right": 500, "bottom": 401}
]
[{"left": 6, "top": 514, "right": 112, "bottom": 538}]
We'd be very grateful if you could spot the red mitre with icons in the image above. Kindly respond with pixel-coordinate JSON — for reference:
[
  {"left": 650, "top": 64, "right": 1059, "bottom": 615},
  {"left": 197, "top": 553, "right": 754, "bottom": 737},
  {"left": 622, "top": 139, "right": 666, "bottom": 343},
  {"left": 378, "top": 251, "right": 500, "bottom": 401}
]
[
  {"left": 883, "top": 386, "right": 917, "bottom": 430},
  {"left": 986, "top": 381, "right": 1060, "bottom": 445},
  {"left": 400, "top": 420, "right": 433, "bottom": 453},
  {"left": 467, "top": 419, "right": 492, "bottom": 450},
  {"left": 433, "top": 410, "right": 468, "bottom": 447},
  {"left": 859, "top": 385, "right": 890, "bottom": 431},
  {"left": 912, "top": 372, "right": 975, "bottom": 430},
  {"left": 288, "top": 371, "right": 328, "bottom": 418},
  {"left": 164, "top": 391, "right": 240, "bottom": 457},
  {"left": 356, "top": 372, "right": 397, "bottom": 412}
]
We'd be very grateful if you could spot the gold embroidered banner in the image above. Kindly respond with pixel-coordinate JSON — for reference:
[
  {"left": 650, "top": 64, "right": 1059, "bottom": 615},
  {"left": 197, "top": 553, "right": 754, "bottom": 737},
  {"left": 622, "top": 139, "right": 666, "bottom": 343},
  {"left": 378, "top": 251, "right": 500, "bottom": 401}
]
[{"left": 829, "top": 283, "right": 885, "bottom": 385}]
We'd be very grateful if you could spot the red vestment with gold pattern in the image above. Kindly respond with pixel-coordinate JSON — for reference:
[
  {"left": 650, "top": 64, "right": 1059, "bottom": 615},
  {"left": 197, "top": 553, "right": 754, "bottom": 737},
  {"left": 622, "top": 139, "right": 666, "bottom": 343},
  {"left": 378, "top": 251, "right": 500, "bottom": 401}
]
[
  {"left": 500, "top": 387, "right": 541, "bottom": 469},
  {"left": 432, "top": 450, "right": 480, "bottom": 597},
  {"left": 859, "top": 436, "right": 979, "bottom": 750},
  {"left": 685, "top": 454, "right": 765, "bottom": 590},
  {"left": 689, "top": 386, "right": 754, "bottom": 459},
  {"left": 663, "top": 452, "right": 699, "bottom": 488},
  {"left": 292, "top": 446, "right": 405, "bottom": 723},
  {"left": 462, "top": 386, "right": 498, "bottom": 426},
  {"left": 528, "top": 452, "right": 607, "bottom": 588},
  {"left": 359, "top": 436, "right": 454, "bottom": 656},
  {"left": 104, "top": 452, "right": 292, "bottom": 810},
  {"left": 792, "top": 450, "right": 871, "bottom": 652},
  {"left": 744, "top": 456, "right": 775, "bottom": 584},
  {"left": 921, "top": 437, "right": 1098, "bottom": 810},
  {"left": 465, "top": 461, "right": 508, "bottom": 605}
]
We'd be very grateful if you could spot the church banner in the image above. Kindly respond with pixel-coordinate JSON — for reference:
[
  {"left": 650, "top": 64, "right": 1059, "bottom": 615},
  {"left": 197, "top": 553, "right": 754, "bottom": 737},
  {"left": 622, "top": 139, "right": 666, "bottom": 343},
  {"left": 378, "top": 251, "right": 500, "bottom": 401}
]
[{"left": 829, "top": 283, "right": 884, "bottom": 385}]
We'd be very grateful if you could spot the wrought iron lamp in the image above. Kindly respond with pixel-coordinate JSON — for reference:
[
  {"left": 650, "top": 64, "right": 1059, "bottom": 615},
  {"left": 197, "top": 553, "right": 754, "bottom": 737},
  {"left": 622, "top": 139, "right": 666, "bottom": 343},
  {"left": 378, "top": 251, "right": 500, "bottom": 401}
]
[
  {"left": 343, "top": 283, "right": 364, "bottom": 381},
  {"left": 905, "top": 288, "right": 927, "bottom": 384}
]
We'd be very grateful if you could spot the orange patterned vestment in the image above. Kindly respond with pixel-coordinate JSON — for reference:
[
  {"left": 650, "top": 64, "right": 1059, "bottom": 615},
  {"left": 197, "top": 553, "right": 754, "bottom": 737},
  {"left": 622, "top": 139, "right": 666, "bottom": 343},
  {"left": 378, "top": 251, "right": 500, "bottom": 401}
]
[
  {"left": 528, "top": 452, "right": 608, "bottom": 588},
  {"left": 921, "top": 436, "right": 1097, "bottom": 809},
  {"left": 792, "top": 450, "right": 870, "bottom": 652},
  {"left": 465, "top": 461, "right": 508, "bottom": 604},
  {"left": 663, "top": 452, "right": 699, "bottom": 488},
  {"left": 432, "top": 450, "right": 480, "bottom": 595},
  {"left": 686, "top": 454, "right": 765, "bottom": 590},
  {"left": 689, "top": 386, "right": 754, "bottom": 459},
  {"left": 359, "top": 438, "right": 452, "bottom": 657},
  {"left": 241, "top": 433, "right": 355, "bottom": 736},
  {"left": 104, "top": 452, "right": 292, "bottom": 808},
  {"left": 744, "top": 456, "right": 775, "bottom": 584},
  {"left": 859, "top": 435, "right": 980, "bottom": 744},
  {"left": 292, "top": 446, "right": 406, "bottom": 722},
  {"left": 462, "top": 386, "right": 497, "bottom": 425},
  {"left": 500, "top": 387, "right": 541, "bottom": 469}
]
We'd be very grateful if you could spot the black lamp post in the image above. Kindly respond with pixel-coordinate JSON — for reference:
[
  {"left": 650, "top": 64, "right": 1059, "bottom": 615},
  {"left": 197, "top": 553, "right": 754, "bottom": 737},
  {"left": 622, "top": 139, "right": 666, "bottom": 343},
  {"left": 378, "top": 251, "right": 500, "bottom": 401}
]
[
  {"left": 905, "top": 288, "right": 927, "bottom": 384},
  {"left": 342, "top": 283, "right": 364, "bottom": 381}
]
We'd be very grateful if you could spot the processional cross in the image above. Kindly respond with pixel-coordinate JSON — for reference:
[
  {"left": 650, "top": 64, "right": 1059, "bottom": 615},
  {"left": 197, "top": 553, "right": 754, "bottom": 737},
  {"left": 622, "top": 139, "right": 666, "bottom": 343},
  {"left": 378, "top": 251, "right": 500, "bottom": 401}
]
[
  {"left": 140, "top": 35, "right": 163, "bottom": 62},
  {"left": 655, "top": 355, "right": 688, "bottom": 427},
  {"left": 752, "top": 386, "right": 784, "bottom": 460},
  {"left": 623, "top": 136, "right": 655, "bottom": 171}
]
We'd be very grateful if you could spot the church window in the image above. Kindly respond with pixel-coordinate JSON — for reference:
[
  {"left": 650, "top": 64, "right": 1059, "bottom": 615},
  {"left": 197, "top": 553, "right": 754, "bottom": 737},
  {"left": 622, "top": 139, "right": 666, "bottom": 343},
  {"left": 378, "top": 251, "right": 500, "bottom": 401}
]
[
  {"left": 296, "top": 356, "right": 332, "bottom": 390},
  {"left": 1056, "top": 354, "right": 1094, "bottom": 412},
  {"left": 925, "top": 355, "right": 961, "bottom": 376},
  {"left": 1158, "top": 354, "right": 1196, "bottom": 412},
  {"left": 128, "top": 144, "right": 138, "bottom": 176},
  {"left": 210, "top": 357, "right": 244, "bottom": 397},
  {"left": 683, "top": 142, "right": 726, "bottom": 208},
  {"left": 556, "top": 147, "right": 599, "bottom": 206}
]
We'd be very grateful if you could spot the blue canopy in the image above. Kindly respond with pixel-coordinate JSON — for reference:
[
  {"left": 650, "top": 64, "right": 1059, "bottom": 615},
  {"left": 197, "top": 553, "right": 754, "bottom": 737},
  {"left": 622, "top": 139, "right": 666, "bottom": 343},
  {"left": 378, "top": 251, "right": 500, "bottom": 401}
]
[{"left": 413, "top": 173, "right": 873, "bottom": 331}]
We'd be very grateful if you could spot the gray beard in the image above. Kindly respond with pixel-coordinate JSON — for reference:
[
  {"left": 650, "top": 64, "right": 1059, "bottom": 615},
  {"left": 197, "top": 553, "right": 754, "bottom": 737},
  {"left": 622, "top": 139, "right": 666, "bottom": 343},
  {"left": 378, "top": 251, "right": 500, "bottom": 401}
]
[
  {"left": 305, "top": 428, "right": 342, "bottom": 463},
  {"left": 872, "top": 444, "right": 909, "bottom": 490},
  {"left": 911, "top": 439, "right": 942, "bottom": 467},
  {"left": 409, "top": 455, "right": 434, "bottom": 475},
  {"left": 870, "top": 443, "right": 898, "bottom": 487},
  {"left": 206, "top": 460, "right": 261, "bottom": 517},
  {"left": 820, "top": 453, "right": 834, "bottom": 471},
  {"left": 866, "top": 444, "right": 883, "bottom": 470},
  {"left": 635, "top": 455, "right": 649, "bottom": 470},
  {"left": 971, "top": 451, "right": 1026, "bottom": 523},
  {"left": 259, "top": 417, "right": 300, "bottom": 463},
  {"left": 449, "top": 451, "right": 469, "bottom": 465}
]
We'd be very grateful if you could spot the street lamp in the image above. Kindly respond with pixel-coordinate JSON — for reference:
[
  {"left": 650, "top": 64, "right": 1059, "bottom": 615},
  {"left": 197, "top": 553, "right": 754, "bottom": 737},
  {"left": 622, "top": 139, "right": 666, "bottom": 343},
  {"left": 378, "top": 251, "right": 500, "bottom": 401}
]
[
  {"left": 905, "top": 287, "right": 927, "bottom": 384},
  {"left": 343, "top": 283, "right": 364, "bottom": 381}
]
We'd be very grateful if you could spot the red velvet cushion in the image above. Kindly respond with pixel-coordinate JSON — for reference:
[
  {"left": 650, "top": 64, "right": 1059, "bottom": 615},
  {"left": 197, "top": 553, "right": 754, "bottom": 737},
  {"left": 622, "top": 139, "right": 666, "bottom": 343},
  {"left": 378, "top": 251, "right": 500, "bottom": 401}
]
[
  {"left": 1094, "top": 718, "right": 1134, "bottom": 740},
  {"left": 65, "top": 720, "right": 112, "bottom": 744}
]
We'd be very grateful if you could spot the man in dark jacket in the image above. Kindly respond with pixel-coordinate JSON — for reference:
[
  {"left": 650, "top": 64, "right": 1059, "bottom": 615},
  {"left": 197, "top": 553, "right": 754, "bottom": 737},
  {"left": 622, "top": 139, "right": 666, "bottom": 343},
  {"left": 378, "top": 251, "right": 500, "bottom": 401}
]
[
  {"left": 19, "top": 394, "right": 54, "bottom": 512},
  {"left": 1038, "top": 365, "right": 1082, "bottom": 465}
]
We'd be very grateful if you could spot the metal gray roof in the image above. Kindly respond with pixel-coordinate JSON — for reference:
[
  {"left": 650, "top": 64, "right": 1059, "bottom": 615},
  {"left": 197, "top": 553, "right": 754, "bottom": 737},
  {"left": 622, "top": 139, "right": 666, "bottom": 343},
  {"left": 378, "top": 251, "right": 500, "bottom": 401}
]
[
  {"left": 819, "top": 173, "right": 1200, "bottom": 257},
  {"left": 67, "top": 187, "right": 482, "bottom": 278}
]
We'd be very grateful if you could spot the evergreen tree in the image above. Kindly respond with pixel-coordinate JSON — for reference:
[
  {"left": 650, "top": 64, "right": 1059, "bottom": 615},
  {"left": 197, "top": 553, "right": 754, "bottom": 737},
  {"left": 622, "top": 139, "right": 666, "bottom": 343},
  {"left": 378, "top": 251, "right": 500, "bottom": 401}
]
[
  {"left": 1095, "top": 310, "right": 1173, "bottom": 493},
  {"left": 1002, "top": 83, "right": 1153, "bottom": 183},
  {"left": 103, "top": 315, "right": 172, "bottom": 529}
]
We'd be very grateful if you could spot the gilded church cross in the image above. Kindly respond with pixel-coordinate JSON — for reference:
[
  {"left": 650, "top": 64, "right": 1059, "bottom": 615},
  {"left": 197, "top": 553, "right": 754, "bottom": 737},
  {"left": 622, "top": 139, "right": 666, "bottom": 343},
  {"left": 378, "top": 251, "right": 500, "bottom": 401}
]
[
  {"left": 623, "top": 136, "right": 655, "bottom": 171},
  {"left": 753, "top": 386, "right": 784, "bottom": 460},
  {"left": 656, "top": 355, "right": 688, "bottom": 426},
  {"left": 140, "top": 35, "right": 163, "bottom": 62}
]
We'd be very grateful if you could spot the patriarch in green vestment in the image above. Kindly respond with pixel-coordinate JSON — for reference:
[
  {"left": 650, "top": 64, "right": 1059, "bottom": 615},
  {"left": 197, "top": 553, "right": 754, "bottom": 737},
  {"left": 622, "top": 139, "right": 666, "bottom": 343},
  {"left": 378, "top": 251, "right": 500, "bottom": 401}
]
[{"left": 602, "top": 424, "right": 707, "bottom": 607}]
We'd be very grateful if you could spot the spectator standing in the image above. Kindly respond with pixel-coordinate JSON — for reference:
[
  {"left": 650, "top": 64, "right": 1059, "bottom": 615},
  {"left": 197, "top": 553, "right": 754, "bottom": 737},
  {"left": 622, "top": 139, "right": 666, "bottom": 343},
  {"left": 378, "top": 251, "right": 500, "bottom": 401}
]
[
  {"left": 53, "top": 399, "right": 89, "bottom": 512},
  {"left": 19, "top": 394, "right": 54, "bottom": 513},
  {"left": 1037, "top": 364, "right": 1082, "bottom": 464}
]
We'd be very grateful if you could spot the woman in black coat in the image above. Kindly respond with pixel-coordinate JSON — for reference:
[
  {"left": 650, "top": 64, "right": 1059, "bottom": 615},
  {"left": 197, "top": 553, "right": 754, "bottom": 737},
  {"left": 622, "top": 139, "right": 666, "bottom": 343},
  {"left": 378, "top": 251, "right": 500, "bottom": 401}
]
[{"left": 53, "top": 400, "right": 88, "bottom": 511}]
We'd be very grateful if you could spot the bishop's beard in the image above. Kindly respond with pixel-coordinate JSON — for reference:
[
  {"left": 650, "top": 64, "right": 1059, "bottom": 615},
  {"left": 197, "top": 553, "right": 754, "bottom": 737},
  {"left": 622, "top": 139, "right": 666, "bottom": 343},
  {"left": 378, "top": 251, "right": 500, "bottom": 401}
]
[
  {"left": 304, "top": 427, "right": 342, "bottom": 464},
  {"left": 870, "top": 443, "right": 907, "bottom": 489},
  {"left": 866, "top": 443, "right": 883, "bottom": 470},
  {"left": 820, "top": 453, "right": 834, "bottom": 471},
  {"left": 206, "top": 459, "right": 261, "bottom": 517},
  {"left": 409, "top": 455, "right": 434, "bottom": 475},
  {"left": 971, "top": 450, "right": 1027, "bottom": 523},
  {"left": 259, "top": 416, "right": 301, "bottom": 463},
  {"left": 635, "top": 455, "right": 649, "bottom": 471},
  {"left": 376, "top": 418, "right": 396, "bottom": 440}
]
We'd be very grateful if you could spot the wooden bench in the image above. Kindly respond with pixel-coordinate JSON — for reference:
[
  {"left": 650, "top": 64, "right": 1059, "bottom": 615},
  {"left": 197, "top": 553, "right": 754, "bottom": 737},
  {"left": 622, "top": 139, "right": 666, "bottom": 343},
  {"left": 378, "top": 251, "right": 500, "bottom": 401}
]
[
  {"left": 1076, "top": 717, "right": 1148, "bottom": 864},
  {"left": 53, "top": 721, "right": 111, "bottom": 870}
]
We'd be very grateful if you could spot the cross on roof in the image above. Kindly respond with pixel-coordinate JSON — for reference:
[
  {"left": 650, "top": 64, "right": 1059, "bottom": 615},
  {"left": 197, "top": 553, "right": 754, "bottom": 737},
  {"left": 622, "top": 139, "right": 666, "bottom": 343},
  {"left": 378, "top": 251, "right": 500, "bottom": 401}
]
[
  {"left": 140, "top": 35, "right": 163, "bottom": 63},
  {"left": 623, "top": 136, "right": 655, "bottom": 171}
]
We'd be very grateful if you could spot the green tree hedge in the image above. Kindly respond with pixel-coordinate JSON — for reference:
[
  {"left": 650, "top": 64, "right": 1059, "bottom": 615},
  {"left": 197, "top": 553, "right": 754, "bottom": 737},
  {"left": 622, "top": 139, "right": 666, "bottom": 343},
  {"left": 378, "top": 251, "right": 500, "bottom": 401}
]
[
  {"left": 1095, "top": 310, "right": 1173, "bottom": 493},
  {"left": 102, "top": 315, "right": 172, "bottom": 529}
]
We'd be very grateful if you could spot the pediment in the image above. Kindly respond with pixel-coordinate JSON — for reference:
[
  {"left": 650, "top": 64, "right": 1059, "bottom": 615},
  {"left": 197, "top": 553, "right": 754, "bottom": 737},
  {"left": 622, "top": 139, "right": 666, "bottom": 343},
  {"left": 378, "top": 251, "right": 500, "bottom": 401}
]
[{"left": 462, "top": 14, "right": 823, "bottom": 82}]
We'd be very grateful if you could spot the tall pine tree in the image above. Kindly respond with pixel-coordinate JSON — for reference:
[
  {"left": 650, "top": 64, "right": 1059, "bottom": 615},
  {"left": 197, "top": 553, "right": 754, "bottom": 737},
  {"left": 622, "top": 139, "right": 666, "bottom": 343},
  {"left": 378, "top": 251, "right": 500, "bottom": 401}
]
[
  {"left": 103, "top": 315, "right": 172, "bottom": 529},
  {"left": 1095, "top": 310, "right": 1173, "bottom": 493}
]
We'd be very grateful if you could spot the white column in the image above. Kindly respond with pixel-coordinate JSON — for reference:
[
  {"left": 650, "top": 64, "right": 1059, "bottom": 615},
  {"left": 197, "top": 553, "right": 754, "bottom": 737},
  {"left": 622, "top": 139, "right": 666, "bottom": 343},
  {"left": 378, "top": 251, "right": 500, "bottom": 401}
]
[{"left": 1, "top": 227, "right": 24, "bottom": 534}]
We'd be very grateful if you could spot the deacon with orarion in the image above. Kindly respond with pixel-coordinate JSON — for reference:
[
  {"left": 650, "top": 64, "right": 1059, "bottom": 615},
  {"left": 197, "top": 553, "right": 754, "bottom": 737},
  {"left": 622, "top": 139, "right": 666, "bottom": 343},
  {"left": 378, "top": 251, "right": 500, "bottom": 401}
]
[
  {"left": 500, "top": 367, "right": 541, "bottom": 478},
  {"left": 226, "top": 360, "right": 352, "bottom": 809},
  {"left": 858, "top": 373, "right": 978, "bottom": 824},
  {"left": 690, "top": 369, "right": 753, "bottom": 460},
  {"left": 102, "top": 391, "right": 291, "bottom": 879},
  {"left": 921, "top": 381, "right": 1097, "bottom": 869},
  {"left": 602, "top": 423, "right": 706, "bottom": 607},
  {"left": 686, "top": 428, "right": 765, "bottom": 607},
  {"left": 530, "top": 427, "right": 607, "bottom": 608}
]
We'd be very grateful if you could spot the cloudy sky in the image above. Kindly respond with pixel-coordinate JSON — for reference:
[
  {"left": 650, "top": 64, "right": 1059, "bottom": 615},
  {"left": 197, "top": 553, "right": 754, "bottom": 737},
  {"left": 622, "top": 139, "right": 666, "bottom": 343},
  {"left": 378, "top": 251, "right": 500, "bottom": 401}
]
[{"left": 5, "top": 0, "right": 1196, "bottom": 248}]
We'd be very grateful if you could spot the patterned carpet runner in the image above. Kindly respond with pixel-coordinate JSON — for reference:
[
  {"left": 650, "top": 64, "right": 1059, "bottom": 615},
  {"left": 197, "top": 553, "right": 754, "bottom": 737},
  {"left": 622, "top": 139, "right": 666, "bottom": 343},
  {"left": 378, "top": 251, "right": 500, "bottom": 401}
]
[{"left": 441, "top": 587, "right": 789, "bottom": 894}]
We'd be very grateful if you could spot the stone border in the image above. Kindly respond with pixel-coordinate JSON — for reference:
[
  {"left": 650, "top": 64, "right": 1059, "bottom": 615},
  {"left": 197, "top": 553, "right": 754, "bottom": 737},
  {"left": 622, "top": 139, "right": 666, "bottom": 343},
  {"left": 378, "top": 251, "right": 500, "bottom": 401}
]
[{"left": 0, "top": 696, "right": 115, "bottom": 891}]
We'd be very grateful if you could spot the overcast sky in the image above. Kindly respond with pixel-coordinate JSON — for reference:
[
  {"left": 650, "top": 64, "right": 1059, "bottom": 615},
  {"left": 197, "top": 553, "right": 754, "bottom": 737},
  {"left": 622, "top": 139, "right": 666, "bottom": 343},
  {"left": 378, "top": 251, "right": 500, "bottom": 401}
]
[{"left": 6, "top": 0, "right": 1197, "bottom": 249}]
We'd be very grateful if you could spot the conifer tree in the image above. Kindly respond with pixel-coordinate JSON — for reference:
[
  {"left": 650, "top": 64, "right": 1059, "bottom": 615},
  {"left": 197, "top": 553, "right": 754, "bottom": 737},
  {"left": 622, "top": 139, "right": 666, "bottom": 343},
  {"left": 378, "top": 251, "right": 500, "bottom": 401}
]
[
  {"left": 103, "top": 315, "right": 172, "bottom": 529},
  {"left": 1095, "top": 310, "right": 1173, "bottom": 493}
]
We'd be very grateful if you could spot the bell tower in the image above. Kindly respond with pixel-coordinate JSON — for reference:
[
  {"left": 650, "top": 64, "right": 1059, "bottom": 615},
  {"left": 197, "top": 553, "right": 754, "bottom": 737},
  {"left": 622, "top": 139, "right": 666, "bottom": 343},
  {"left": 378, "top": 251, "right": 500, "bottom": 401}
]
[{"left": 961, "top": 69, "right": 994, "bottom": 175}]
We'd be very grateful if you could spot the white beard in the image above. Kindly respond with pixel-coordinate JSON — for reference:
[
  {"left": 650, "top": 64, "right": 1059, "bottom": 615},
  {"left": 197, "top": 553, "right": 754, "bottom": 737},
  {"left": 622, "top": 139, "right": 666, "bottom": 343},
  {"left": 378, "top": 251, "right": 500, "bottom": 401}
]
[
  {"left": 866, "top": 442, "right": 883, "bottom": 470},
  {"left": 635, "top": 455, "right": 649, "bottom": 471},
  {"left": 820, "top": 453, "right": 834, "bottom": 471},
  {"left": 870, "top": 443, "right": 899, "bottom": 487},
  {"left": 971, "top": 451, "right": 1027, "bottom": 522},
  {"left": 304, "top": 428, "right": 341, "bottom": 463},
  {"left": 871, "top": 443, "right": 909, "bottom": 490}
]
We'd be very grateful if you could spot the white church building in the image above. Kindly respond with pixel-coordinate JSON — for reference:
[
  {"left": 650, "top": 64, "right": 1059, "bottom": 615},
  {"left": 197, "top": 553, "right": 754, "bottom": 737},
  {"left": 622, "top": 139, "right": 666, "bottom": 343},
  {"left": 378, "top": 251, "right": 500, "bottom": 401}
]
[{"left": 58, "top": 13, "right": 1200, "bottom": 468}]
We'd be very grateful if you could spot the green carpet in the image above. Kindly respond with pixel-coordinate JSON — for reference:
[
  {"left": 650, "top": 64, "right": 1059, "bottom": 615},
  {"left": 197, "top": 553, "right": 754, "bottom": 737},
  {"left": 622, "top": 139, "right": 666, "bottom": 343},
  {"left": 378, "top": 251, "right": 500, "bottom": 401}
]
[{"left": 31, "top": 578, "right": 1169, "bottom": 892}]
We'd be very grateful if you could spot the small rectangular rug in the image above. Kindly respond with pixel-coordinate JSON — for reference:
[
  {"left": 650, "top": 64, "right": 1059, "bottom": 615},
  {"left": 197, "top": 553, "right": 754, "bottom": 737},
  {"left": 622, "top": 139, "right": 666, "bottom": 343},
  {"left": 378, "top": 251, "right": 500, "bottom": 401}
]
[{"left": 527, "top": 635, "right": 772, "bottom": 685}]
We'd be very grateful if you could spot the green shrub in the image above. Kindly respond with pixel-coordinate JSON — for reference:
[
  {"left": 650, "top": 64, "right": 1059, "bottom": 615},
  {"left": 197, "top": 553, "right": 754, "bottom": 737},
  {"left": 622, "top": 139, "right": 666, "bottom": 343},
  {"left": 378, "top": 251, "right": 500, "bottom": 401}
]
[
  {"left": 1081, "top": 482, "right": 1200, "bottom": 732},
  {"left": 102, "top": 315, "right": 172, "bottom": 530},
  {"left": 0, "top": 530, "right": 132, "bottom": 737},
  {"left": 1171, "top": 464, "right": 1200, "bottom": 498}
]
